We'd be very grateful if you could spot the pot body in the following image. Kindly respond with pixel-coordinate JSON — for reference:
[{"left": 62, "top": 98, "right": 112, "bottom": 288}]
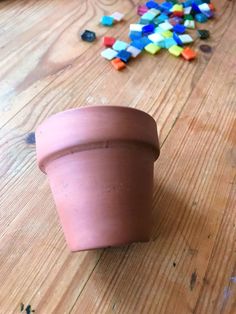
[{"left": 36, "top": 106, "right": 160, "bottom": 251}]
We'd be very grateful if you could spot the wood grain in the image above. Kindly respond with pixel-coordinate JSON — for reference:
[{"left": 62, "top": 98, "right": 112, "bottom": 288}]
[{"left": 0, "top": 0, "right": 235, "bottom": 313}]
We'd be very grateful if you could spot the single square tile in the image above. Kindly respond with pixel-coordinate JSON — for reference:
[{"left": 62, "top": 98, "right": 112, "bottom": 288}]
[
  {"left": 168, "top": 45, "right": 184, "bottom": 57},
  {"left": 155, "top": 26, "right": 165, "bottom": 34},
  {"left": 146, "top": 1, "right": 161, "bottom": 9},
  {"left": 148, "top": 33, "right": 164, "bottom": 43},
  {"left": 127, "top": 46, "right": 142, "bottom": 57},
  {"left": 184, "top": 19, "right": 195, "bottom": 29},
  {"left": 159, "top": 21, "right": 173, "bottom": 30},
  {"left": 129, "top": 31, "right": 143, "bottom": 40},
  {"left": 181, "top": 47, "right": 197, "bottom": 61},
  {"left": 160, "top": 1, "right": 172, "bottom": 12},
  {"left": 117, "top": 50, "right": 132, "bottom": 62},
  {"left": 179, "top": 34, "right": 193, "bottom": 44},
  {"left": 148, "top": 8, "right": 161, "bottom": 17},
  {"left": 137, "top": 4, "right": 148, "bottom": 16},
  {"left": 198, "top": 3, "right": 210, "bottom": 13},
  {"left": 142, "top": 24, "right": 155, "bottom": 34},
  {"left": 111, "top": 58, "right": 126, "bottom": 70},
  {"left": 112, "top": 40, "right": 129, "bottom": 51},
  {"left": 191, "top": 3, "right": 201, "bottom": 13},
  {"left": 140, "top": 12, "right": 156, "bottom": 23},
  {"left": 103, "top": 36, "right": 116, "bottom": 47},
  {"left": 164, "top": 38, "right": 177, "bottom": 49},
  {"left": 145, "top": 43, "right": 161, "bottom": 54},
  {"left": 162, "top": 30, "right": 173, "bottom": 38},
  {"left": 184, "top": 6, "right": 192, "bottom": 15},
  {"left": 110, "top": 12, "right": 125, "bottom": 22},
  {"left": 130, "top": 24, "right": 143, "bottom": 32},
  {"left": 172, "top": 4, "right": 183, "bottom": 12},
  {"left": 173, "top": 24, "right": 186, "bottom": 34},
  {"left": 130, "top": 40, "right": 145, "bottom": 50},
  {"left": 101, "top": 48, "right": 117, "bottom": 60},
  {"left": 100, "top": 15, "right": 114, "bottom": 26},
  {"left": 195, "top": 13, "right": 208, "bottom": 23}
]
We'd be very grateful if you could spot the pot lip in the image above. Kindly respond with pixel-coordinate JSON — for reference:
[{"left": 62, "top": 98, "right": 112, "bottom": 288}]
[
  {"left": 37, "top": 105, "right": 156, "bottom": 127},
  {"left": 36, "top": 105, "right": 160, "bottom": 173}
]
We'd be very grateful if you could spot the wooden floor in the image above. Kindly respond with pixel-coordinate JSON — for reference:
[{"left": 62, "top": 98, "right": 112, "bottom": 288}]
[{"left": 0, "top": 0, "right": 235, "bottom": 313}]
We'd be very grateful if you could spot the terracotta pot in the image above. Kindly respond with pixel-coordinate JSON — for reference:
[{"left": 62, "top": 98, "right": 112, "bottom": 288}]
[{"left": 36, "top": 106, "right": 160, "bottom": 251}]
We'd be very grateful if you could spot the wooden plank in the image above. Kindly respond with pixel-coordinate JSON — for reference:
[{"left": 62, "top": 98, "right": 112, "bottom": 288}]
[
  {"left": 194, "top": 179, "right": 236, "bottom": 314},
  {"left": 69, "top": 6, "right": 236, "bottom": 314}
]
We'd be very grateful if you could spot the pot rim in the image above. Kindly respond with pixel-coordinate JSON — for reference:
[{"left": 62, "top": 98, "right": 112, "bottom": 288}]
[
  {"left": 36, "top": 105, "right": 160, "bottom": 173},
  {"left": 39, "top": 105, "right": 156, "bottom": 124}
]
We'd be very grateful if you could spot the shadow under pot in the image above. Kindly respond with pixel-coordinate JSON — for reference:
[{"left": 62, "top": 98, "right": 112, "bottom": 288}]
[{"left": 36, "top": 106, "right": 160, "bottom": 251}]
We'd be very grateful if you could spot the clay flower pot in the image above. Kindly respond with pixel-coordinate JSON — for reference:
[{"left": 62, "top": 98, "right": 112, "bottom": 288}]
[{"left": 36, "top": 106, "right": 160, "bottom": 251}]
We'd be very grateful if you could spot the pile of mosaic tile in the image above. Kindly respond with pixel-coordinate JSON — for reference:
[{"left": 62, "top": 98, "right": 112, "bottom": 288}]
[{"left": 100, "top": 1, "right": 214, "bottom": 70}]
